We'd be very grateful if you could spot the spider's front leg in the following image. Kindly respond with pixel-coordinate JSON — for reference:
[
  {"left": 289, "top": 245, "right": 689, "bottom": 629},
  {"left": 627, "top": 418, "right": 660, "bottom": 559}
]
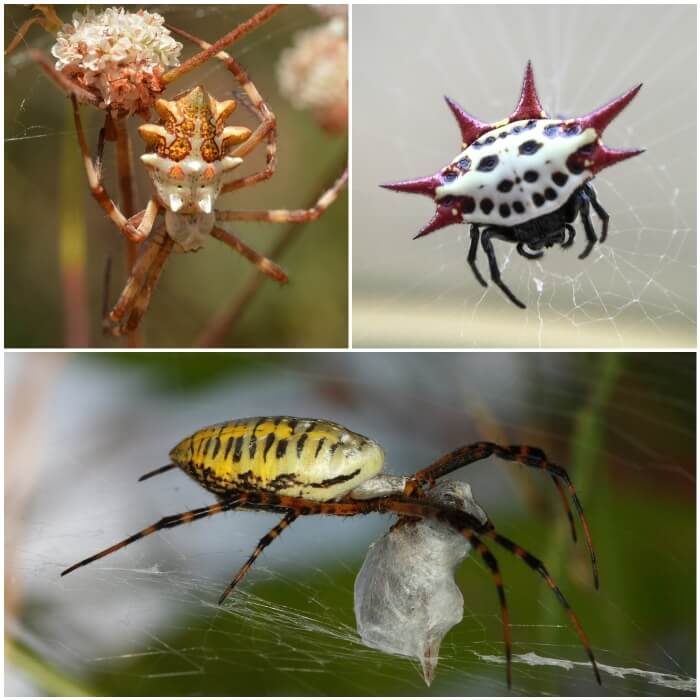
[
  {"left": 165, "top": 25, "right": 278, "bottom": 195},
  {"left": 69, "top": 96, "right": 155, "bottom": 244}
]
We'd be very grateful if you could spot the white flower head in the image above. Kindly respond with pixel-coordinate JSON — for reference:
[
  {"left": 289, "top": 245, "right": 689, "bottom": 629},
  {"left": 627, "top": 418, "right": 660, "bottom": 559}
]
[
  {"left": 52, "top": 7, "right": 182, "bottom": 116},
  {"left": 277, "top": 18, "right": 348, "bottom": 134}
]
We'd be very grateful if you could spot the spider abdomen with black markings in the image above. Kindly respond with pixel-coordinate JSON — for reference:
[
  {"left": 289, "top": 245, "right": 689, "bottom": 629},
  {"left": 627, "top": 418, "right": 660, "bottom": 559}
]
[
  {"left": 383, "top": 62, "right": 644, "bottom": 308},
  {"left": 171, "top": 416, "right": 385, "bottom": 500}
]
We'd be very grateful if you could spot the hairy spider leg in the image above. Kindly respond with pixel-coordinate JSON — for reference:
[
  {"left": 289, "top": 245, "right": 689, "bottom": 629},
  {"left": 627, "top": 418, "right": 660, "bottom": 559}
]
[
  {"left": 405, "top": 442, "right": 597, "bottom": 586},
  {"left": 165, "top": 25, "right": 278, "bottom": 194},
  {"left": 215, "top": 167, "right": 349, "bottom": 224},
  {"left": 68, "top": 96, "right": 155, "bottom": 243},
  {"left": 60, "top": 489, "right": 599, "bottom": 686},
  {"left": 480, "top": 227, "right": 527, "bottom": 309},
  {"left": 583, "top": 184, "right": 610, "bottom": 244},
  {"left": 106, "top": 227, "right": 174, "bottom": 336},
  {"left": 218, "top": 510, "right": 298, "bottom": 604},
  {"left": 211, "top": 227, "right": 288, "bottom": 283},
  {"left": 467, "top": 224, "right": 488, "bottom": 287},
  {"left": 160, "top": 5, "right": 284, "bottom": 87},
  {"left": 484, "top": 530, "right": 601, "bottom": 685}
]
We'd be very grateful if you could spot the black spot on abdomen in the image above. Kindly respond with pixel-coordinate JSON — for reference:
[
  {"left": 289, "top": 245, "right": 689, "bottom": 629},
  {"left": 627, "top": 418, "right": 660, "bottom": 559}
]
[
  {"left": 497, "top": 179, "right": 514, "bottom": 193},
  {"left": 519, "top": 140, "right": 543, "bottom": 155},
  {"left": 480, "top": 198, "right": 494, "bottom": 215}
]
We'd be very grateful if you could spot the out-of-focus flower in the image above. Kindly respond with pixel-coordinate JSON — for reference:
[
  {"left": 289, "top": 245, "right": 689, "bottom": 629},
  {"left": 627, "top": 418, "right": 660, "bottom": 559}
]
[
  {"left": 277, "top": 16, "right": 348, "bottom": 134},
  {"left": 51, "top": 7, "right": 182, "bottom": 117}
]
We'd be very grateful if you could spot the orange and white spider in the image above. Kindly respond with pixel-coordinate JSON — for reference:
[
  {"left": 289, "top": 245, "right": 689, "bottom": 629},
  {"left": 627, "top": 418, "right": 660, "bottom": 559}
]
[{"left": 25, "top": 5, "right": 348, "bottom": 336}]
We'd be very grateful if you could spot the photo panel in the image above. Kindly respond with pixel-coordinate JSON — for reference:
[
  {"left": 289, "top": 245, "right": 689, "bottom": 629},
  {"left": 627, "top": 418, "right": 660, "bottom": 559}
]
[
  {"left": 352, "top": 4, "right": 696, "bottom": 348},
  {"left": 5, "top": 352, "right": 695, "bottom": 695},
  {"left": 5, "top": 5, "right": 348, "bottom": 348}
]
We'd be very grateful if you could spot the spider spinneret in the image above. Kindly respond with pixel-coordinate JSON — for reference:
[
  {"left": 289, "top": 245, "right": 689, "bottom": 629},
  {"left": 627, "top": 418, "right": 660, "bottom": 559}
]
[
  {"left": 61, "top": 416, "right": 602, "bottom": 687},
  {"left": 382, "top": 62, "right": 644, "bottom": 308}
]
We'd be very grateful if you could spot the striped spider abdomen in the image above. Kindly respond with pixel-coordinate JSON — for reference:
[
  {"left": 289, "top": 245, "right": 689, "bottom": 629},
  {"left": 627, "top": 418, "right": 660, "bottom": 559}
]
[{"left": 170, "top": 416, "right": 385, "bottom": 500}]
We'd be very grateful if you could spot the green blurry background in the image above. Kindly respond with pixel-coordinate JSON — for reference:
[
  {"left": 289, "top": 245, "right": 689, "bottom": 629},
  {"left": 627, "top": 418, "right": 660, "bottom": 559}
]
[
  {"left": 5, "top": 5, "right": 348, "bottom": 348},
  {"left": 5, "top": 352, "right": 695, "bottom": 695}
]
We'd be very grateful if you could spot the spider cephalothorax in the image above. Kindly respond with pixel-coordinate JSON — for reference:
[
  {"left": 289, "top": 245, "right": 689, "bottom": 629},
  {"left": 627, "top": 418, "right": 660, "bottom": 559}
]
[
  {"left": 139, "top": 86, "right": 252, "bottom": 251},
  {"left": 383, "top": 62, "right": 644, "bottom": 308}
]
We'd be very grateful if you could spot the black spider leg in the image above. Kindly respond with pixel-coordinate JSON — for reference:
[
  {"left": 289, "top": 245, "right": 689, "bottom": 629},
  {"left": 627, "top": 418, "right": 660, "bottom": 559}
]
[
  {"left": 516, "top": 241, "right": 543, "bottom": 259},
  {"left": 583, "top": 184, "right": 609, "bottom": 244},
  {"left": 481, "top": 227, "right": 526, "bottom": 309},
  {"left": 467, "top": 224, "right": 487, "bottom": 287},
  {"left": 577, "top": 190, "right": 598, "bottom": 260},
  {"left": 562, "top": 223, "right": 576, "bottom": 248},
  {"left": 218, "top": 510, "right": 298, "bottom": 604}
]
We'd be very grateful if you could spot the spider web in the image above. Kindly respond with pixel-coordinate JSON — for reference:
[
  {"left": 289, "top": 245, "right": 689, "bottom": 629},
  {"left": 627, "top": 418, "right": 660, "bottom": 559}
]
[
  {"left": 5, "top": 353, "right": 695, "bottom": 696},
  {"left": 352, "top": 4, "right": 696, "bottom": 348}
]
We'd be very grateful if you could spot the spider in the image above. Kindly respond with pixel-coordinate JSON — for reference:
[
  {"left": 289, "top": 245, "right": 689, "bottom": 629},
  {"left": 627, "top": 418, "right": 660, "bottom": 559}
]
[
  {"left": 61, "top": 416, "right": 601, "bottom": 687},
  {"left": 25, "top": 6, "right": 348, "bottom": 335},
  {"left": 382, "top": 62, "right": 643, "bottom": 308}
]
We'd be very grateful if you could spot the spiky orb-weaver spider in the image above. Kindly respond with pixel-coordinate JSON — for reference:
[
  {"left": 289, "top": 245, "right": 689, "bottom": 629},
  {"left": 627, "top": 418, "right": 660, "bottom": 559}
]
[
  {"left": 25, "top": 6, "right": 348, "bottom": 335},
  {"left": 383, "top": 62, "right": 644, "bottom": 309},
  {"left": 61, "top": 416, "right": 601, "bottom": 687}
]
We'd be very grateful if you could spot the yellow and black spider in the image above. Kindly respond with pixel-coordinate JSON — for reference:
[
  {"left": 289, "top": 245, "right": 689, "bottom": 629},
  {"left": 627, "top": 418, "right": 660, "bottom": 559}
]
[{"left": 61, "top": 416, "right": 601, "bottom": 687}]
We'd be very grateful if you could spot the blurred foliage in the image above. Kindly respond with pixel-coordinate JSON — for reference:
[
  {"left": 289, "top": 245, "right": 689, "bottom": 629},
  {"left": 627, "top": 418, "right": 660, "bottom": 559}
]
[
  {"left": 93, "top": 351, "right": 270, "bottom": 392},
  {"left": 5, "top": 5, "right": 348, "bottom": 348}
]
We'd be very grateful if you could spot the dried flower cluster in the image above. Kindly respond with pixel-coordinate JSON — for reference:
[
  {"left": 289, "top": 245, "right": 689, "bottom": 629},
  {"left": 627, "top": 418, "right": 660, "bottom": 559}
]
[
  {"left": 277, "top": 17, "right": 348, "bottom": 134},
  {"left": 51, "top": 7, "right": 182, "bottom": 117}
]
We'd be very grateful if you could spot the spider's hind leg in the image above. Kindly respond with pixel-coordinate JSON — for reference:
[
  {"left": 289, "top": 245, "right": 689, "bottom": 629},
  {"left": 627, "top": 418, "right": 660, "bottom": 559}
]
[{"left": 481, "top": 227, "right": 526, "bottom": 309}]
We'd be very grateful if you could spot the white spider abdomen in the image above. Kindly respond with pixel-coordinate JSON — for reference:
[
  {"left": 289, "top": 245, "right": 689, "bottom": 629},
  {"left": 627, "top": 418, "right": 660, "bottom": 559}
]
[{"left": 435, "top": 119, "right": 597, "bottom": 227}]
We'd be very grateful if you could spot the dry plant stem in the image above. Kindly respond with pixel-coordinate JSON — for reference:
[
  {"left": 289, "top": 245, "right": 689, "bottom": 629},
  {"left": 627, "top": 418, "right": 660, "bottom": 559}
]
[
  {"left": 59, "top": 109, "right": 90, "bottom": 346},
  {"left": 114, "top": 119, "right": 142, "bottom": 347},
  {"left": 160, "top": 4, "right": 284, "bottom": 85},
  {"left": 194, "top": 163, "right": 347, "bottom": 347}
]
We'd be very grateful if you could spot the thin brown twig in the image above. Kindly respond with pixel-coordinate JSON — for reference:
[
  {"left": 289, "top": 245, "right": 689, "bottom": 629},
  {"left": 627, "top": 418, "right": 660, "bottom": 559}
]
[
  {"left": 194, "top": 156, "right": 347, "bottom": 348},
  {"left": 114, "top": 119, "right": 142, "bottom": 347}
]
